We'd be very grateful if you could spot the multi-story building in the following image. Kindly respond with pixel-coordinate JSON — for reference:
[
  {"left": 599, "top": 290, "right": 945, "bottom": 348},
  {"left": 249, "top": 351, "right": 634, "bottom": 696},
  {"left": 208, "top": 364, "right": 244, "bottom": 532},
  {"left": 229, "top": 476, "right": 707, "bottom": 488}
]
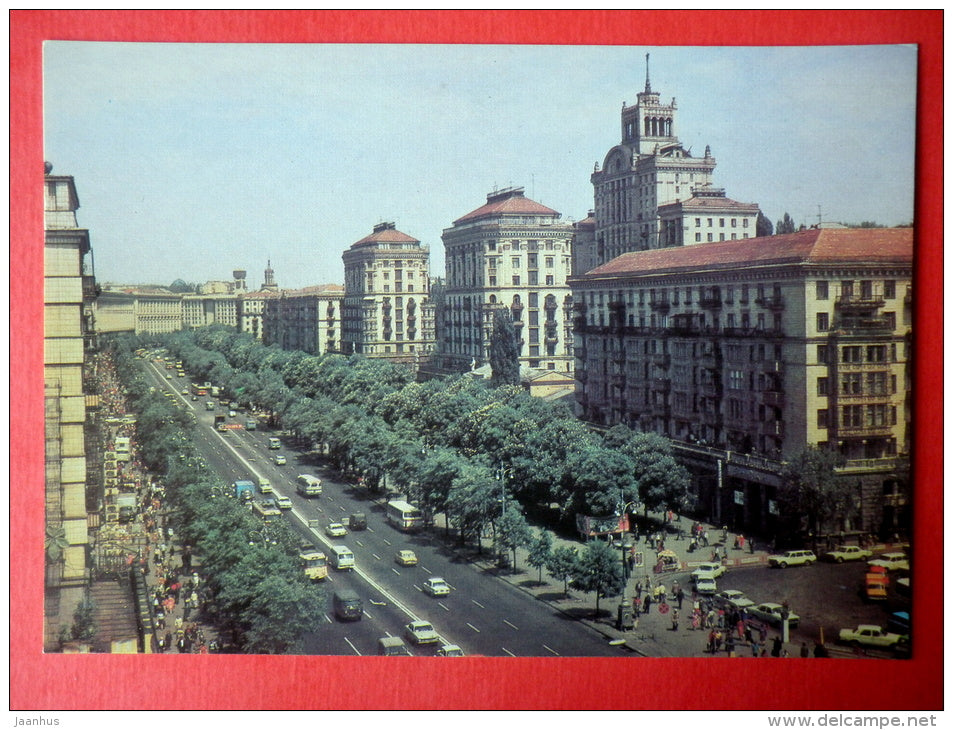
[
  {"left": 584, "top": 57, "right": 759, "bottom": 266},
  {"left": 239, "top": 290, "right": 277, "bottom": 341},
  {"left": 262, "top": 284, "right": 344, "bottom": 355},
  {"left": 438, "top": 187, "right": 575, "bottom": 374},
  {"left": 181, "top": 293, "right": 239, "bottom": 329},
  {"left": 96, "top": 287, "right": 183, "bottom": 335},
  {"left": 657, "top": 187, "right": 760, "bottom": 247},
  {"left": 570, "top": 227, "right": 912, "bottom": 534},
  {"left": 44, "top": 163, "right": 98, "bottom": 649},
  {"left": 341, "top": 222, "right": 435, "bottom": 367}
]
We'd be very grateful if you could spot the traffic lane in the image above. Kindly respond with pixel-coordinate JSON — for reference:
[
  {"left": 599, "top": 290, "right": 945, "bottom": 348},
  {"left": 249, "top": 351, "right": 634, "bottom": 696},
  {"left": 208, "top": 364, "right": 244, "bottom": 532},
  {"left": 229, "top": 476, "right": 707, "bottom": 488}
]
[{"left": 717, "top": 561, "right": 901, "bottom": 642}]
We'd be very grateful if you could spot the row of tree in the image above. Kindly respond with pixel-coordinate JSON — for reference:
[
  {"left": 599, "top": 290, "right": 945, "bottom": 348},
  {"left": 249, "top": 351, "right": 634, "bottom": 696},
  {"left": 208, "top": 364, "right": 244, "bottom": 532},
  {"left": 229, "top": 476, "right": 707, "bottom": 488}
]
[{"left": 108, "top": 338, "right": 326, "bottom": 653}]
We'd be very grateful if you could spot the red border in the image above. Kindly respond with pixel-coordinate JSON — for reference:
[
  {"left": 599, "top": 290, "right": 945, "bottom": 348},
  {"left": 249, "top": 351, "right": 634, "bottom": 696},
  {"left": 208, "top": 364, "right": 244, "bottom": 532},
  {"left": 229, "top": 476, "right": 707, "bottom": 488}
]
[{"left": 11, "top": 10, "right": 943, "bottom": 710}]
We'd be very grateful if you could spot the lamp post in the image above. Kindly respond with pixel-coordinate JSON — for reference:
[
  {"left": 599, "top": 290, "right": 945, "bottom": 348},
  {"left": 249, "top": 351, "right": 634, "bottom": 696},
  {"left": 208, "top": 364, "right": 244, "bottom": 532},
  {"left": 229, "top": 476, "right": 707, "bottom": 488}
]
[
  {"left": 495, "top": 466, "right": 512, "bottom": 567},
  {"left": 619, "top": 498, "right": 639, "bottom": 581},
  {"left": 248, "top": 525, "right": 278, "bottom": 548}
]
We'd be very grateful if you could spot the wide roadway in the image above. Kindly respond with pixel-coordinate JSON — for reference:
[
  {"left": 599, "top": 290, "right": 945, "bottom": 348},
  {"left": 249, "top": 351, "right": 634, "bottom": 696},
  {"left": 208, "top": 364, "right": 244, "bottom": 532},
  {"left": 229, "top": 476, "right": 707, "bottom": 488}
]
[{"left": 150, "top": 364, "right": 625, "bottom": 657}]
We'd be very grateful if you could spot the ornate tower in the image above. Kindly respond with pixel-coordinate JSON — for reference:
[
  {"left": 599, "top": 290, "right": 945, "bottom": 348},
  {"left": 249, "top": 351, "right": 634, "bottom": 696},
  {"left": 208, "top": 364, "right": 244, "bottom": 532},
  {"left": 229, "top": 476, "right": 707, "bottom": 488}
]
[{"left": 262, "top": 260, "right": 277, "bottom": 291}]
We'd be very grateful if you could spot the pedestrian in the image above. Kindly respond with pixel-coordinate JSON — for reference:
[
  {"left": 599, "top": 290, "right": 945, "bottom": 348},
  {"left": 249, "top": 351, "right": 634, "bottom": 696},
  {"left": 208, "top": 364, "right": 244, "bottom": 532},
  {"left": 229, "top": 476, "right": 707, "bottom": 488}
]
[
  {"left": 738, "top": 534, "right": 746, "bottom": 551},
  {"left": 676, "top": 587, "right": 684, "bottom": 609},
  {"left": 736, "top": 619, "right": 745, "bottom": 642},
  {"left": 635, "top": 581, "right": 643, "bottom": 599},
  {"left": 633, "top": 596, "right": 642, "bottom": 614},
  {"left": 643, "top": 593, "right": 652, "bottom": 614},
  {"left": 813, "top": 642, "right": 829, "bottom": 658},
  {"left": 750, "top": 638, "right": 761, "bottom": 657},
  {"left": 671, "top": 608, "right": 679, "bottom": 631},
  {"left": 707, "top": 629, "right": 717, "bottom": 653},
  {"left": 800, "top": 642, "right": 810, "bottom": 658},
  {"left": 725, "top": 632, "right": 735, "bottom": 656},
  {"left": 771, "top": 635, "right": 783, "bottom": 657}
]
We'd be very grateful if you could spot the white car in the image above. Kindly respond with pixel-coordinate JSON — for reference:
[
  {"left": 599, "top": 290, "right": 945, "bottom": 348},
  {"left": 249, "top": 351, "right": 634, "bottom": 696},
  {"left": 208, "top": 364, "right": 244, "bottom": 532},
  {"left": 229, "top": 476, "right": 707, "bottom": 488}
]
[
  {"left": 275, "top": 495, "right": 293, "bottom": 510},
  {"left": 325, "top": 523, "right": 348, "bottom": 538},
  {"left": 395, "top": 549, "right": 418, "bottom": 566},
  {"left": 714, "top": 589, "right": 755, "bottom": 611},
  {"left": 273, "top": 454, "right": 287, "bottom": 466},
  {"left": 867, "top": 552, "right": 909, "bottom": 572},
  {"left": 404, "top": 620, "right": 440, "bottom": 645},
  {"left": 823, "top": 545, "right": 873, "bottom": 563},
  {"left": 437, "top": 644, "right": 465, "bottom": 657},
  {"left": 749, "top": 602, "right": 800, "bottom": 628},
  {"left": 694, "top": 576, "right": 717, "bottom": 595},
  {"left": 767, "top": 550, "right": 817, "bottom": 568},
  {"left": 422, "top": 577, "right": 451, "bottom": 597},
  {"left": 691, "top": 562, "right": 727, "bottom": 581},
  {"left": 838, "top": 625, "right": 903, "bottom": 650}
]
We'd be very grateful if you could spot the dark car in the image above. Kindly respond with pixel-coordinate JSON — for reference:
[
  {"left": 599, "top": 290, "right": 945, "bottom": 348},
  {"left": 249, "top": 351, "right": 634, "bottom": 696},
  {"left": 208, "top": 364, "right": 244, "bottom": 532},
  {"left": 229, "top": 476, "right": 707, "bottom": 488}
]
[{"left": 348, "top": 512, "right": 367, "bottom": 531}]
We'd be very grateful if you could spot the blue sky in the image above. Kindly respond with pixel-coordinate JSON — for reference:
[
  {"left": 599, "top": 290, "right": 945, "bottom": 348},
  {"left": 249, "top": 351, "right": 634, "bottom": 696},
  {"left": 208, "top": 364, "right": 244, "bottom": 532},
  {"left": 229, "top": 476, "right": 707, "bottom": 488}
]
[{"left": 43, "top": 43, "right": 917, "bottom": 290}]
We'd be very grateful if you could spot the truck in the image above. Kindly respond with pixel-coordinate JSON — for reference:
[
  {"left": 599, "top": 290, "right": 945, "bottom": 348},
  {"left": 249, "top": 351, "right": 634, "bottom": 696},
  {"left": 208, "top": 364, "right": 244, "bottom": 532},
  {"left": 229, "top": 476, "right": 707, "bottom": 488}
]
[
  {"left": 386, "top": 500, "right": 423, "bottom": 532},
  {"left": 117, "top": 493, "right": 137, "bottom": 523},
  {"left": 214, "top": 414, "right": 227, "bottom": 431},
  {"left": 233, "top": 480, "right": 255, "bottom": 502}
]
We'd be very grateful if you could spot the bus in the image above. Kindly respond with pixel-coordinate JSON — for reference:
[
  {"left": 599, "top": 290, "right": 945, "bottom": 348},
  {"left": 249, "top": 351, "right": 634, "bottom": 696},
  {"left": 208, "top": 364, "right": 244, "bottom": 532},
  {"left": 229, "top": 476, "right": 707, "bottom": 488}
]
[
  {"left": 299, "top": 547, "right": 328, "bottom": 581},
  {"left": 386, "top": 500, "right": 423, "bottom": 532}
]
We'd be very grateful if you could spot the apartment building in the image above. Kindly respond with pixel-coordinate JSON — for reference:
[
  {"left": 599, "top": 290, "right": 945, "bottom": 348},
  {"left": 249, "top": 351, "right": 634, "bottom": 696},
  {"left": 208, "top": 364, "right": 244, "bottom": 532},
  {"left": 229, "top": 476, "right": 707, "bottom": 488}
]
[{"left": 262, "top": 283, "right": 344, "bottom": 355}]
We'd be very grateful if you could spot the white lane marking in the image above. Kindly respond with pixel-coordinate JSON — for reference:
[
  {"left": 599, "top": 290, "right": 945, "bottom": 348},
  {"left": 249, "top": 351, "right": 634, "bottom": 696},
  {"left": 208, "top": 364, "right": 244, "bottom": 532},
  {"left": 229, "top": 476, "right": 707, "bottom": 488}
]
[
  {"left": 344, "top": 637, "right": 362, "bottom": 656},
  {"left": 438, "top": 603, "right": 450, "bottom": 612},
  {"left": 372, "top": 553, "right": 381, "bottom": 561},
  {"left": 363, "top": 609, "right": 374, "bottom": 620},
  {"left": 421, "top": 566, "right": 432, "bottom": 574},
  {"left": 392, "top": 568, "right": 401, "bottom": 575},
  {"left": 323, "top": 614, "right": 332, "bottom": 623},
  {"left": 503, "top": 620, "right": 519, "bottom": 630},
  {"left": 355, "top": 540, "right": 364, "bottom": 547},
  {"left": 502, "top": 647, "right": 516, "bottom": 657},
  {"left": 382, "top": 538, "right": 391, "bottom": 546},
  {"left": 472, "top": 600, "right": 485, "bottom": 609},
  {"left": 543, "top": 645, "right": 559, "bottom": 656},
  {"left": 467, "top": 623, "right": 480, "bottom": 633}
]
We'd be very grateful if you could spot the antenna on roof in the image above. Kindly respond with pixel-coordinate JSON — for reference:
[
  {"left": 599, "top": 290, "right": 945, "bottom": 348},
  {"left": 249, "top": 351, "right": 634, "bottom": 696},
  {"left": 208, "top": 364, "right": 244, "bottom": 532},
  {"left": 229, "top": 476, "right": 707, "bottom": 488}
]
[{"left": 645, "top": 52, "right": 651, "bottom": 93}]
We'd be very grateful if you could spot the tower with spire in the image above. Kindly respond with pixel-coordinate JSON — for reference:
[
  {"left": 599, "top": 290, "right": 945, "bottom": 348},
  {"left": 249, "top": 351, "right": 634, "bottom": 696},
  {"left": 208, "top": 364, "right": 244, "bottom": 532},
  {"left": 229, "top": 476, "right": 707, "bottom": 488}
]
[
  {"left": 583, "top": 53, "right": 757, "bottom": 266},
  {"left": 262, "top": 259, "right": 277, "bottom": 291}
]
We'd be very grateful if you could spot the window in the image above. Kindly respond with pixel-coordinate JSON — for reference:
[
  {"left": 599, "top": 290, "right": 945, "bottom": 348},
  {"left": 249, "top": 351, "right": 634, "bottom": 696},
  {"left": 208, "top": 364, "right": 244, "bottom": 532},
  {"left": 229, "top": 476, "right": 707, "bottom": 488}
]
[
  {"left": 867, "top": 345, "right": 887, "bottom": 362},
  {"left": 720, "top": 218, "right": 725, "bottom": 227},
  {"left": 695, "top": 233, "right": 701, "bottom": 242},
  {"left": 545, "top": 257, "right": 554, "bottom": 268},
  {"left": 512, "top": 275, "right": 520, "bottom": 285},
  {"left": 731, "top": 218, "right": 737, "bottom": 227},
  {"left": 884, "top": 280, "right": 896, "bottom": 299},
  {"left": 817, "top": 409, "right": 828, "bottom": 429},
  {"left": 707, "top": 233, "right": 713, "bottom": 242},
  {"left": 512, "top": 257, "right": 521, "bottom": 268},
  {"left": 818, "top": 344, "right": 829, "bottom": 363},
  {"left": 695, "top": 218, "right": 701, "bottom": 227},
  {"left": 546, "top": 275, "right": 554, "bottom": 286},
  {"left": 817, "top": 377, "right": 829, "bottom": 396},
  {"left": 841, "top": 373, "right": 862, "bottom": 395},
  {"left": 842, "top": 346, "right": 862, "bottom": 363},
  {"left": 842, "top": 405, "right": 864, "bottom": 428},
  {"left": 816, "top": 281, "right": 829, "bottom": 300},
  {"left": 841, "top": 280, "right": 854, "bottom": 299},
  {"left": 528, "top": 292, "right": 538, "bottom": 307},
  {"left": 816, "top": 313, "right": 829, "bottom": 331}
]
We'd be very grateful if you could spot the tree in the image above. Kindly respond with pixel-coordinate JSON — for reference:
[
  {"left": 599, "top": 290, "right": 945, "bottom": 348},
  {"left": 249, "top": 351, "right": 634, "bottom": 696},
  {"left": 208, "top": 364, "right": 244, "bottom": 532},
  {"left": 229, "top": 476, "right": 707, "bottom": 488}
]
[
  {"left": 776, "top": 212, "right": 797, "bottom": 234},
  {"left": 605, "top": 427, "right": 691, "bottom": 514},
  {"left": 489, "top": 307, "right": 520, "bottom": 387},
  {"left": 572, "top": 539, "right": 625, "bottom": 616},
  {"left": 546, "top": 545, "right": 580, "bottom": 597},
  {"left": 777, "top": 446, "right": 849, "bottom": 547},
  {"left": 526, "top": 529, "right": 553, "bottom": 585},
  {"left": 756, "top": 211, "right": 774, "bottom": 238},
  {"left": 497, "top": 504, "right": 532, "bottom": 571}
]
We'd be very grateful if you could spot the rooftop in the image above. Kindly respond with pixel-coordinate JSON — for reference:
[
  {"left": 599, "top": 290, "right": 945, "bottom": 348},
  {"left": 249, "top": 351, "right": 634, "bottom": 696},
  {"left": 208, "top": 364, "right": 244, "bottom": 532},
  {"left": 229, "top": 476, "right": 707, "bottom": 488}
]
[{"left": 454, "top": 187, "right": 560, "bottom": 225}]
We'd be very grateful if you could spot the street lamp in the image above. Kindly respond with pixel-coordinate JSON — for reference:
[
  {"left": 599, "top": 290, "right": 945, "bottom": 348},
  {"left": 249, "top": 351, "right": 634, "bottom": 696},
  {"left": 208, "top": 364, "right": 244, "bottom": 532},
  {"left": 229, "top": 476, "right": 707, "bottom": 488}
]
[
  {"left": 495, "top": 466, "right": 513, "bottom": 567},
  {"left": 248, "top": 525, "right": 278, "bottom": 548}
]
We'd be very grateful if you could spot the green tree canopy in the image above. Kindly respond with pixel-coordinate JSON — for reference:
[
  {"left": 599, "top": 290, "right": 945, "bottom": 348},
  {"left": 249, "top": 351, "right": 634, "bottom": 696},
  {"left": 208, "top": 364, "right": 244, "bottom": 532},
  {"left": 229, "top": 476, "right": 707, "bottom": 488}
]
[{"left": 489, "top": 307, "right": 520, "bottom": 387}]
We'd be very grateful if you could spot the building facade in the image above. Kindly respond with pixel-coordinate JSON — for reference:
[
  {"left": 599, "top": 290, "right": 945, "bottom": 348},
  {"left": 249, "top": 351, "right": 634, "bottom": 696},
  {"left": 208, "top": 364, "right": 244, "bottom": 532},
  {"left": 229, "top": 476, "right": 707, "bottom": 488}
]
[
  {"left": 262, "top": 284, "right": 344, "bottom": 355},
  {"left": 584, "top": 57, "right": 759, "bottom": 267},
  {"left": 438, "top": 187, "right": 575, "bottom": 374},
  {"left": 44, "top": 163, "right": 98, "bottom": 649},
  {"left": 341, "top": 222, "right": 435, "bottom": 367},
  {"left": 657, "top": 188, "right": 760, "bottom": 247},
  {"left": 570, "top": 227, "right": 912, "bottom": 535}
]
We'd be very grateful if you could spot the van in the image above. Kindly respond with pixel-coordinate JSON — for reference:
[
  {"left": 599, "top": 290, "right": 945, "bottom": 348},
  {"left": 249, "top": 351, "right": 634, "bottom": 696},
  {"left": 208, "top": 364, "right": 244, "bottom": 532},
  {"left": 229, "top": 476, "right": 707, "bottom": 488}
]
[
  {"left": 329, "top": 545, "right": 355, "bottom": 570},
  {"left": 377, "top": 636, "right": 411, "bottom": 656},
  {"left": 258, "top": 478, "right": 273, "bottom": 494},
  {"left": 268, "top": 437, "right": 281, "bottom": 450},
  {"left": 348, "top": 512, "right": 367, "bottom": 531},
  {"left": 296, "top": 474, "right": 322, "bottom": 497},
  {"left": 332, "top": 590, "right": 363, "bottom": 621}
]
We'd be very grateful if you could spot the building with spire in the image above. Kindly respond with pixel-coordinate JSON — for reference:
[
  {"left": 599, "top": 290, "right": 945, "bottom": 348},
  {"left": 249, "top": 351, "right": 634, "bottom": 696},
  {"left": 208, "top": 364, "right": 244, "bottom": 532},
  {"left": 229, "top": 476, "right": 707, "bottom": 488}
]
[
  {"left": 582, "top": 54, "right": 760, "bottom": 269},
  {"left": 262, "top": 259, "right": 278, "bottom": 292},
  {"left": 341, "top": 222, "right": 435, "bottom": 367},
  {"left": 437, "top": 186, "right": 575, "bottom": 374}
]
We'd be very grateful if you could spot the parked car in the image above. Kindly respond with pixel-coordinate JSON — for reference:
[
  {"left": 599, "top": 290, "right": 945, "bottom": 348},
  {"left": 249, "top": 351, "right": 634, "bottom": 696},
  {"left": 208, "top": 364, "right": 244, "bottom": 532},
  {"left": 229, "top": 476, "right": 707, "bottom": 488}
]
[
  {"left": 694, "top": 576, "right": 717, "bottom": 595},
  {"left": 691, "top": 562, "right": 727, "bottom": 581},
  {"left": 767, "top": 550, "right": 817, "bottom": 568},
  {"left": 404, "top": 620, "right": 439, "bottom": 645},
  {"left": 714, "top": 589, "right": 755, "bottom": 611},
  {"left": 437, "top": 644, "right": 465, "bottom": 657},
  {"left": 823, "top": 545, "right": 873, "bottom": 563},
  {"left": 378, "top": 636, "right": 412, "bottom": 656},
  {"left": 273, "top": 454, "right": 287, "bottom": 466},
  {"left": 867, "top": 552, "right": 909, "bottom": 572},
  {"left": 838, "top": 625, "right": 903, "bottom": 650},
  {"left": 395, "top": 549, "right": 418, "bottom": 566},
  {"left": 422, "top": 577, "right": 451, "bottom": 597},
  {"left": 325, "top": 522, "right": 348, "bottom": 538},
  {"left": 275, "top": 495, "right": 293, "bottom": 510},
  {"left": 864, "top": 574, "right": 889, "bottom": 601},
  {"left": 749, "top": 602, "right": 800, "bottom": 628}
]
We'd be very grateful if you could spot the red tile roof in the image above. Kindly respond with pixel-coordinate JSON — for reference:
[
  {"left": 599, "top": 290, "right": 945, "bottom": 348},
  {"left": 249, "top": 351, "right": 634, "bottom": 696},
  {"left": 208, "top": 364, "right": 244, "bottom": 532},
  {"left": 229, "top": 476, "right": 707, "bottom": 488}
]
[
  {"left": 579, "top": 228, "right": 913, "bottom": 279},
  {"left": 658, "top": 196, "right": 760, "bottom": 213},
  {"left": 454, "top": 188, "right": 559, "bottom": 225},
  {"left": 352, "top": 225, "right": 419, "bottom": 247}
]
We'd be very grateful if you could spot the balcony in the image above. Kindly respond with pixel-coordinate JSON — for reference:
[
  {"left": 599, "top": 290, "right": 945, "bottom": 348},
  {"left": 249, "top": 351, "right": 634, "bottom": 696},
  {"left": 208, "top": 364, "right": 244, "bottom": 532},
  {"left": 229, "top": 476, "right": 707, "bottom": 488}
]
[
  {"left": 835, "top": 294, "right": 884, "bottom": 313},
  {"left": 762, "top": 390, "right": 784, "bottom": 407},
  {"left": 649, "top": 298, "right": 671, "bottom": 312},
  {"left": 836, "top": 315, "right": 894, "bottom": 333},
  {"left": 755, "top": 295, "right": 785, "bottom": 311},
  {"left": 699, "top": 294, "right": 722, "bottom": 309}
]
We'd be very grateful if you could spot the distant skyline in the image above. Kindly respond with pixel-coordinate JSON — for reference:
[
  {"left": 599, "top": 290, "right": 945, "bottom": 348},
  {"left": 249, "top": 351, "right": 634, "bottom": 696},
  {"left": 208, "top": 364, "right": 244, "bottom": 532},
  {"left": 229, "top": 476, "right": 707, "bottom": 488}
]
[{"left": 43, "top": 43, "right": 917, "bottom": 291}]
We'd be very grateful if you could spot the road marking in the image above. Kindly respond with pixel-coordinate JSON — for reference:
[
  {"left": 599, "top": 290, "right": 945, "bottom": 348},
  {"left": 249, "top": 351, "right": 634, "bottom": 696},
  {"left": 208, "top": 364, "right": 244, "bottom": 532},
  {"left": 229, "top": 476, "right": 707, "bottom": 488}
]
[
  {"left": 543, "top": 645, "right": 559, "bottom": 656},
  {"left": 421, "top": 566, "right": 432, "bottom": 574},
  {"left": 472, "top": 600, "right": 485, "bottom": 609},
  {"left": 503, "top": 620, "right": 519, "bottom": 630},
  {"left": 502, "top": 647, "right": 516, "bottom": 657},
  {"left": 355, "top": 540, "right": 364, "bottom": 547},
  {"left": 392, "top": 568, "right": 400, "bottom": 575},
  {"left": 372, "top": 553, "right": 381, "bottom": 560},
  {"left": 466, "top": 623, "right": 481, "bottom": 633},
  {"left": 363, "top": 609, "right": 374, "bottom": 620},
  {"left": 438, "top": 603, "right": 450, "bottom": 612},
  {"left": 382, "top": 538, "right": 391, "bottom": 545},
  {"left": 323, "top": 614, "right": 332, "bottom": 623},
  {"left": 343, "top": 637, "right": 362, "bottom": 656}
]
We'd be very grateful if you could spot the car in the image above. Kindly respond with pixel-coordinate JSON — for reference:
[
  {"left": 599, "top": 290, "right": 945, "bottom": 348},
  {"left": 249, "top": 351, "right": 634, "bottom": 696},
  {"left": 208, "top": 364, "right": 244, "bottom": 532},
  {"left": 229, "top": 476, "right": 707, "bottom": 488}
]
[
  {"left": 325, "top": 522, "right": 348, "bottom": 538},
  {"left": 896, "top": 576, "right": 911, "bottom": 597},
  {"left": 273, "top": 454, "right": 287, "bottom": 465},
  {"left": 749, "top": 602, "right": 800, "bottom": 628},
  {"left": 867, "top": 552, "right": 909, "bottom": 571},
  {"left": 864, "top": 576, "right": 889, "bottom": 601},
  {"left": 767, "top": 550, "right": 817, "bottom": 568},
  {"left": 691, "top": 562, "right": 727, "bottom": 581},
  {"left": 437, "top": 644, "right": 465, "bottom": 657},
  {"left": 823, "top": 545, "right": 873, "bottom": 563},
  {"left": 693, "top": 576, "right": 717, "bottom": 595},
  {"left": 422, "top": 577, "right": 451, "bottom": 597},
  {"left": 228, "top": 410, "right": 237, "bottom": 417},
  {"left": 404, "top": 620, "right": 439, "bottom": 645},
  {"left": 181, "top": 389, "right": 189, "bottom": 395},
  {"left": 838, "top": 625, "right": 903, "bottom": 650},
  {"left": 166, "top": 374, "right": 173, "bottom": 379},
  {"left": 395, "top": 549, "right": 418, "bottom": 566},
  {"left": 714, "top": 589, "right": 755, "bottom": 611},
  {"left": 886, "top": 611, "right": 910, "bottom": 636},
  {"left": 275, "top": 495, "right": 293, "bottom": 510}
]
